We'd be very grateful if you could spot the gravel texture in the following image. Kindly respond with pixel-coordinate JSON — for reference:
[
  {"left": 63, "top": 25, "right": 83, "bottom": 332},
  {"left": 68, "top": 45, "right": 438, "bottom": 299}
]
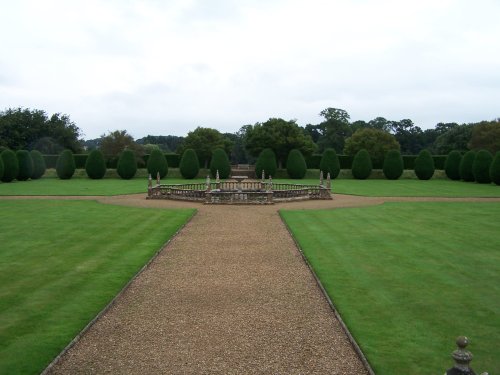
[{"left": 3, "top": 193, "right": 498, "bottom": 374}]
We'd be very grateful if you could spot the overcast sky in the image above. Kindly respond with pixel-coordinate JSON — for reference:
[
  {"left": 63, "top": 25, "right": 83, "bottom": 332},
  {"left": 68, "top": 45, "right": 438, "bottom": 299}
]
[{"left": 1, "top": 0, "right": 499, "bottom": 140}]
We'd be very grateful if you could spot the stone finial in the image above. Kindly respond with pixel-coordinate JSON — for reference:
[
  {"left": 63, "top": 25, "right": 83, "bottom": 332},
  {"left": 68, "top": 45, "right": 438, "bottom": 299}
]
[
  {"left": 216, "top": 170, "right": 220, "bottom": 183},
  {"left": 326, "top": 172, "right": 331, "bottom": 190},
  {"left": 206, "top": 175, "right": 211, "bottom": 192},
  {"left": 268, "top": 175, "right": 273, "bottom": 191},
  {"left": 156, "top": 171, "right": 160, "bottom": 185},
  {"left": 320, "top": 170, "right": 324, "bottom": 186},
  {"left": 446, "top": 336, "right": 489, "bottom": 375},
  {"left": 148, "top": 174, "right": 152, "bottom": 188}
]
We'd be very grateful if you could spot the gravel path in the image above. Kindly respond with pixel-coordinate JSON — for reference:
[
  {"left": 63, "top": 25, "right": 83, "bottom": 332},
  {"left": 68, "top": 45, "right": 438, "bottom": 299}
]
[{"left": 3, "top": 193, "right": 499, "bottom": 374}]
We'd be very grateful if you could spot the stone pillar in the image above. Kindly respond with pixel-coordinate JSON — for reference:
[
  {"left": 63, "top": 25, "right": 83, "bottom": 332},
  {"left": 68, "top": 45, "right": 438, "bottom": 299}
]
[
  {"left": 216, "top": 170, "right": 221, "bottom": 190},
  {"left": 268, "top": 175, "right": 273, "bottom": 192},
  {"left": 445, "top": 336, "right": 489, "bottom": 375},
  {"left": 206, "top": 175, "right": 211, "bottom": 192},
  {"left": 148, "top": 174, "right": 152, "bottom": 197},
  {"left": 156, "top": 171, "right": 161, "bottom": 186},
  {"left": 319, "top": 170, "right": 324, "bottom": 187},
  {"left": 261, "top": 170, "right": 265, "bottom": 190},
  {"left": 326, "top": 172, "right": 331, "bottom": 190}
]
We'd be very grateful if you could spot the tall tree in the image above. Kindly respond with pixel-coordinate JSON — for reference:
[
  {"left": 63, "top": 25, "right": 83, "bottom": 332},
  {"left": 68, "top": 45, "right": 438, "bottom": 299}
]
[
  {"left": 99, "top": 130, "right": 144, "bottom": 158},
  {"left": 468, "top": 119, "right": 500, "bottom": 154},
  {"left": 344, "top": 128, "right": 400, "bottom": 165},
  {"left": 390, "top": 119, "right": 423, "bottom": 154},
  {"left": 316, "top": 108, "right": 352, "bottom": 153},
  {"left": 136, "top": 135, "right": 184, "bottom": 152},
  {"left": 433, "top": 124, "right": 473, "bottom": 155},
  {"left": 178, "top": 127, "right": 233, "bottom": 168}
]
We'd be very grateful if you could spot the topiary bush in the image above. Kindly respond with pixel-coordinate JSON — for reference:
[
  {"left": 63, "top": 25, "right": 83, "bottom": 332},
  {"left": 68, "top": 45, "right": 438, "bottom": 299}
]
[
  {"left": 1, "top": 149, "right": 20, "bottom": 182},
  {"left": 414, "top": 149, "right": 435, "bottom": 180},
  {"left": 286, "top": 149, "right": 307, "bottom": 179},
  {"left": 472, "top": 149, "right": 493, "bottom": 184},
  {"left": 179, "top": 148, "right": 200, "bottom": 179},
  {"left": 0, "top": 152, "right": 4, "bottom": 181},
  {"left": 444, "top": 150, "right": 462, "bottom": 180},
  {"left": 210, "top": 148, "right": 231, "bottom": 179},
  {"left": 319, "top": 148, "right": 340, "bottom": 179},
  {"left": 382, "top": 149, "right": 403, "bottom": 180},
  {"left": 147, "top": 149, "right": 168, "bottom": 178},
  {"left": 56, "top": 150, "right": 76, "bottom": 180},
  {"left": 460, "top": 150, "right": 476, "bottom": 182},
  {"left": 490, "top": 151, "right": 500, "bottom": 185},
  {"left": 255, "top": 148, "right": 277, "bottom": 179},
  {"left": 16, "top": 150, "right": 34, "bottom": 181},
  {"left": 351, "top": 149, "right": 372, "bottom": 180},
  {"left": 117, "top": 149, "right": 137, "bottom": 179},
  {"left": 30, "top": 150, "right": 46, "bottom": 179},
  {"left": 85, "top": 149, "right": 107, "bottom": 179}
]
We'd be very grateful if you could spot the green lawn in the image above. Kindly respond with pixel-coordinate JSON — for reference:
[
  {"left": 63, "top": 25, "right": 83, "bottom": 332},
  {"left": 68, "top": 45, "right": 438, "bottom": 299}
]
[
  {"left": 281, "top": 202, "right": 499, "bottom": 374},
  {"left": 0, "top": 200, "right": 195, "bottom": 375}
]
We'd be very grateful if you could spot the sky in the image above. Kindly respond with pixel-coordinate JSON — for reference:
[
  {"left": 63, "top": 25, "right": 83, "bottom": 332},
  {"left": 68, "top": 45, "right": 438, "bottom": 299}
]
[{"left": 1, "top": 0, "right": 499, "bottom": 140}]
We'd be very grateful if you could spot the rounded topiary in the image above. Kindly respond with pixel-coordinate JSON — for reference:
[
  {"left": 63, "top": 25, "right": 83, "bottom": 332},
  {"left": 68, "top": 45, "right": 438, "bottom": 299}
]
[
  {"left": 147, "top": 149, "right": 168, "bottom": 179},
  {"left": 56, "top": 150, "right": 76, "bottom": 180},
  {"left": 210, "top": 148, "right": 231, "bottom": 179},
  {"left": 414, "top": 149, "right": 435, "bottom": 180},
  {"left": 490, "top": 151, "right": 500, "bottom": 185},
  {"left": 85, "top": 149, "right": 106, "bottom": 179},
  {"left": 117, "top": 149, "right": 137, "bottom": 179},
  {"left": 179, "top": 148, "right": 200, "bottom": 179},
  {"left": 255, "top": 148, "right": 277, "bottom": 179},
  {"left": 444, "top": 150, "right": 462, "bottom": 180},
  {"left": 472, "top": 149, "right": 493, "bottom": 184},
  {"left": 382, "top": 149, "right": 403, "bottom": 180},
  {"left": 319, "top": 148, "right": 341, "bottom": 179},
  {"left": 30, "top": 150, "right": 46, "bottom": 179},
  {"left": 460, "top": 150, "right": 476, "bottom": 182},
  {"left": 286, "top": 149, "right": 307, "bottom": 179},
  {"left": 351, "top": 149, "right": 372, "bottom": 180},
  {"left": 1, "top": 149, "right": 20, "bottom": 183},
  {"left": 16, "top": 150, "right": 34, "bottom": 181}
]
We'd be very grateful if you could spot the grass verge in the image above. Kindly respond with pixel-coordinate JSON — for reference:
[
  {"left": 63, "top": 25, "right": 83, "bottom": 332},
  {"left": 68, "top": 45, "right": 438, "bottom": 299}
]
[
  {"left": 281, "top": 202, "right": 499, "bottom": 374},
  {"left": 0, "top": 200, "right": 195, "bottom": 375}
]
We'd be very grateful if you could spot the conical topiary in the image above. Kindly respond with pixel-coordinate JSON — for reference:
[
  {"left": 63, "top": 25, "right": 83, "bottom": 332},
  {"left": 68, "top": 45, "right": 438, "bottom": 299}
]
[
  {"left": 444, "top": 150, "right": 462, "bottom": 180},
  {"left": 16, "top": 150, "right": 33, "bottom": 181},
  {"left": 1, "top": 149, "right": 20, "bottom": 182},
  {"left": 319, "top": 148, "right": 340, "bottom": 179},
  {"left": 56, "top": 149, "right": 76, "bottom": 180},
  {"left": 179, "top": 149, "right": 200, "bottom": 179},
  {"left": 351, "top": 149, "right": 372, "bottom": 180},
  {"left": 210, "top": 148, "right": 231, "bottom": 179},
  {"left": 255, "top": 148, "right": 277, "bottom": 178},
  {"left": 147, "top": 149, "right": 168, "bottom": 178},
  {"left": 490, "top": 151, "right": 500, "bottom": 185},
  {"left": 472, "top": 149, "right": 493, "bottom": 184},
  {"left": 460, "top": 150, "right": 476, "bottom": 182},
  {"left": 286, "top": 149, "right": 307, "bottom": 179},
  {"left": 30, "top": 150, "right": 46, "bottom": 179},
  {"left": 85, "top": 149, "right": 106, "bottom": 179},
  {"left": 117, "top": 149, "right": 137, "bottom": 179},
  {"left": 382, "top": 149, "right": 403, "bottom": 180},
  {"left": 414, "top": 149, "right": 435, "bottom": 180}
]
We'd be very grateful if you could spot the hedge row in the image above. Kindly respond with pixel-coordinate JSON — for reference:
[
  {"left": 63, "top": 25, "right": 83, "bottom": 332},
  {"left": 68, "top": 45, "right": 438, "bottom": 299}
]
[
  {"left": 42, "top": 153, "right": 181, "bottom": 169},
  {"left": 305, "top": 154, "right": 447, "bottom": 170}
]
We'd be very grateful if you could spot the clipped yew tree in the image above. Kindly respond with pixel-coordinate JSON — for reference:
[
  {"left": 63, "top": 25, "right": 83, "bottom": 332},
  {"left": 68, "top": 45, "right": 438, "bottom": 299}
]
[
  {"left": 179, "top": 148, "right": 200, "bottom": 179},
  {"left": 16, "top": 150, "right": 34, "bottom": 181},
  {"left": 30, "top": 150, "right": 46, "bottom": 179},
  {"left": 1, "top": 149, "right": 20, "bottom": 182},
  {"left": 255, "top": 148, "right": 277, "bottom": 178},
  {"left": 147, "top": 149, "right": 168, "bottom": 178},
  {"left": 117, "top": 149, "right": 137, "bottom": 179},
  {"left": 383, "top": 149, "right": 404, "bottom": 180},
  {"left": 472, "top": 149, "right": 493, "bottom": 183},
  {"left": 351, "top": 149, "right": 372, "bottom": 180},
  {"left": 286, "top": 149, "right": 307, "bottom": 179},
  {"left": 460, "top": 150, "right": 476, "bottom": 182},
  {"left": 319, "top": 148, "right": 340, "bottom": 179},
  {"left": 0, "top": 153, "right": 4, "bottom": 181},
  {"left": 210, "top": 148, "right": 231, "bottom": 178},
  {"left": 56, "top": 149, "right": 76, "bottom": 180},
  {"left": 85, "top": 149, "right": 106, "bottom": 179},
  {"left": 444, "top": 150, "right": 462, "bottom": 180},
  {"left": 414, "top": 149, "right": 435, "bottom": 180},
  {"left": 490, "top": 151, "right": 500, "bottom": 185}
]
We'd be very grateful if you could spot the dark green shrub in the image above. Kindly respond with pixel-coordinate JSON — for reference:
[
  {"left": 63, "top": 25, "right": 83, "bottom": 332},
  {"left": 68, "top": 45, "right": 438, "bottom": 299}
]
[
  {"left": 210, "top": 148, "right": 231, "bottom": 179},
  {"left": 414, "top": 149, "right": 435, "bottom": 180},
  {"left": 30, "top": 150, "right": 46, "bottom": 179},
  {"left": 255, "top": 148, "right": 277, "bottom": 178},
  {"left": 0, "top": 153, "right": 4, "bottom": 181},
  {"left": 383, "top": 149, "right": 403, "bottom": 180},
  {"left": 147, "top": 149, "right": 168, "bottom": 178},
  {"left": 56, "top": 150, "right": 76, "bottom": 180},
  {"left": 85, "top": 149, "right": 106, "bottom": 179},
  {"left": 117, "top": 149, "right": 137, "bottom": 179},
  {"left": 460, "top": 150, "right": 476, "bottom": 182},
  {"left": 286, "top": 149, "right": 307, "bottom": 179},
  {"left": 1, "top": 149, "right": 20, "bottom": 182},
  {"left": 351, "top": 149, "right": 372, "bottom": 180},
  {"left": 472, "top": 150, "right": 493, "bottom": 184},
  {"left": 444, "top": 151, "right": 462, "bottom": 180},
  {"left": 74, "top": 154, "right": 88, "bottom": 168},
  {"left": 179, "top": 149, "right": 200, "bottom": 179},
  {"left": 305, "top": 154, "right": 322, "bottom": 169},
  {"left": 16, "top": 150, "right": 34, "bottom": 181},
  {"left": 319, "top": 148, "right": 341, "bottom": 179},
  {"left": 165, "top": 153, "right": 180, "bottom": 168},
  {"left": 490, "top": 151, "right": 500, "bottom": 185}
]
